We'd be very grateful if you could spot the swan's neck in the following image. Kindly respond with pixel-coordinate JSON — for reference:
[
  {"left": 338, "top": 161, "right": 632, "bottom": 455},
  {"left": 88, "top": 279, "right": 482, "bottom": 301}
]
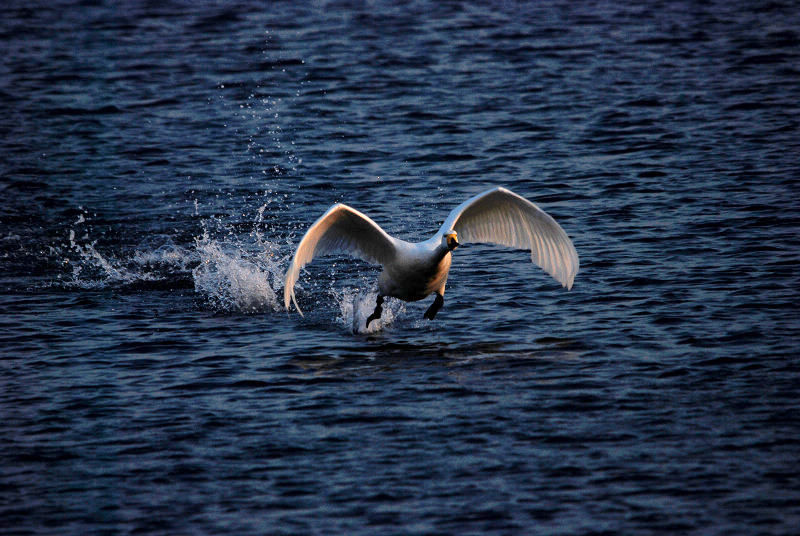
[{"left": 433, "top": 243, "right": 451, "bottom": 264}]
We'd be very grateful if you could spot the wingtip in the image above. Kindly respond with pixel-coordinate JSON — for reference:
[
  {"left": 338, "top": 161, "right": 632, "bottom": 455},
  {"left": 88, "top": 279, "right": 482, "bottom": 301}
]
[
  {"left": 283, "top": 258, "right": 304, "bottom": 316},
  {"left": 563, "top": 263, "right": 578, "bottom": 290},
  {"left": 291, "top": 290, "right": 304, "bottom": 317},
  {"left": 283, "top": 286, "right": 304, "bottom": 317}
]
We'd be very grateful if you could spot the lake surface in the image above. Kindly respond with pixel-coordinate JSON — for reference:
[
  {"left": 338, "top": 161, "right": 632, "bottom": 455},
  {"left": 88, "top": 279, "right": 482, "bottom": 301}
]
[{"left": 2, "top": 1, "right": 799, "bottom": 534}]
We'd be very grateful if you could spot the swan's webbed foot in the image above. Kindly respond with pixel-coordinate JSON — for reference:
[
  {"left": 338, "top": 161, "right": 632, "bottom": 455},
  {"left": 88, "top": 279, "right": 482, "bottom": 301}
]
[
  {"left": 423, "top": 293, "right": 444, "bottom": 320},
  {"left": 366, "top": 294, "right": 384, "bottom": 328}
]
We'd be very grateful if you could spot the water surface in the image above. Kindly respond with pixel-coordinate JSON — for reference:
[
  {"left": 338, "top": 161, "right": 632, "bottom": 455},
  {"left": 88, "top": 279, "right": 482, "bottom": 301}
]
[{"left": 2, "top": 1, "right": 799, "bottom": 534}]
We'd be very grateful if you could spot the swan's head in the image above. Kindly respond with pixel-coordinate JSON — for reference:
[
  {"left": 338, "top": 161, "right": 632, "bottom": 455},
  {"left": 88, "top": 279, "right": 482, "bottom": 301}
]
[{"left": 443, "top": 230, "right": 460, "bottom": 251}]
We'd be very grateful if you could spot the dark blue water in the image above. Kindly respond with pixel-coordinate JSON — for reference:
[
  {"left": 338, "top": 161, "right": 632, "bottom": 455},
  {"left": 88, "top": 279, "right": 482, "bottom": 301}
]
[{"left": 2, "top": 1, "right": 799, "bottom": 534}]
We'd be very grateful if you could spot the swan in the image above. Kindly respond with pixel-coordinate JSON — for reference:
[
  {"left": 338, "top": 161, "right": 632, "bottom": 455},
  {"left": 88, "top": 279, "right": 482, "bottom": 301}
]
[{"left": 284, "top": 186, "right": 578, "bottom": 327}]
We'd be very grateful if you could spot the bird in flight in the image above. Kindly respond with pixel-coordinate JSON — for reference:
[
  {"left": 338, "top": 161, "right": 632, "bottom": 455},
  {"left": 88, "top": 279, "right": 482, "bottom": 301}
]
[{"left": 284, "top": 186, "right": 578, "bottom": 328}]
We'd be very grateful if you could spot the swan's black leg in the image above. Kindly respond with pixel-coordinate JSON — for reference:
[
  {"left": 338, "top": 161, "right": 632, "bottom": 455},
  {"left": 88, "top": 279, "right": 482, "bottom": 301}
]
[
  {"left": 366, "top": 294, "right": 384, "bottom": 328},
  {"left": 424, "top": 293, "right": 444, "bottom": 320}
]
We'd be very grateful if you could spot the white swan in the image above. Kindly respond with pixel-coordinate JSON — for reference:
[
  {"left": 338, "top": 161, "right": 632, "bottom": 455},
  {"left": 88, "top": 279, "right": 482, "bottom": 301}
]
[{"left": 284, "top": 186, "right": 578, "bottom": 327}]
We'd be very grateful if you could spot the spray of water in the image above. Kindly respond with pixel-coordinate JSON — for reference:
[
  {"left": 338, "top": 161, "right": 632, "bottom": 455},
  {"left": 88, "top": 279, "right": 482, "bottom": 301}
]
[
  {"left": 60, "top": 204, "right": 283, "bottom": 313},
  {"left": 333, "top": 287, "right": 405, "bottom": 334},
  {"left": 66, "top": 228, "right": 155, "bottom": 287},
  {"left": 192, "top": 228, "right": 281, "bottom": 313}
]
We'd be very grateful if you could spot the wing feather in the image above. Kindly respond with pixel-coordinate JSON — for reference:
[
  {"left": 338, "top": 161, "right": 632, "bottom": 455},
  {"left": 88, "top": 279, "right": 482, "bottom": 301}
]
[
  {"left": 284, "top": 204, "right": 396, "bottom": 315},
  {"left": 440, "top": 187, "right": 579, "bottom": 289}
]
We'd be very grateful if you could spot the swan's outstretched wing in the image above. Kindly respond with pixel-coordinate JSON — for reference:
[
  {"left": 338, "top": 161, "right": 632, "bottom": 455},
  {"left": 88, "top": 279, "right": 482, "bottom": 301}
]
[
  {"left": 440, "top": 187, "right": 579, "bottom": 289},
  {"left": 284, "top": 204, "right": 396, "bottom": 315}
]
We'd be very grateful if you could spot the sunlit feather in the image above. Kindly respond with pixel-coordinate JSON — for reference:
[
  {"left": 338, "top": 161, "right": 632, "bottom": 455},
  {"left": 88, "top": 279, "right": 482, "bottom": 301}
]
[{"left": 440, "top": 187, "right": 579, "bottom": 289}]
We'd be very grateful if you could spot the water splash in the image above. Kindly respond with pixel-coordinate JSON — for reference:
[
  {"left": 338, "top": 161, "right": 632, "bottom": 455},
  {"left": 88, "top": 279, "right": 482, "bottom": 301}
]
[
  {"left": 60, "top": 204, "right": 285, "bottom": 316},
  {"left": 65, "top": 228, "right": 158, "bottom": 287},
  {"left": 333, "top": 287, "right": 405, "bottom": 334},
  {"left": 192, "top": 229, "right": 282, "bottom": 313}
]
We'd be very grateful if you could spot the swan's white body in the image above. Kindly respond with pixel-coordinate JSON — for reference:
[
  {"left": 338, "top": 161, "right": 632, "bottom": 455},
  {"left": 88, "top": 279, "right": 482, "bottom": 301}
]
[{"left": 284, "top": 187, "right": 578, "bottom": 320}]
